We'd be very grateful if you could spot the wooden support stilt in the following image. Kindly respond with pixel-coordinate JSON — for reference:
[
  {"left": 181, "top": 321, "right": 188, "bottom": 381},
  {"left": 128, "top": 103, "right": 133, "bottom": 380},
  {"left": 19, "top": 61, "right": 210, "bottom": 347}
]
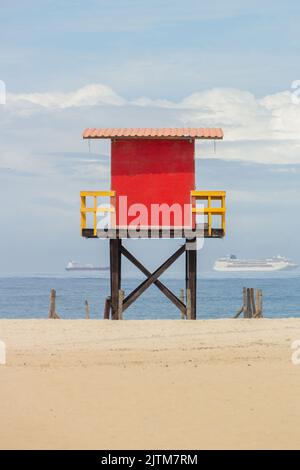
[
  {"left": 110, "top": 239, "right": 122, "bottom": 320},
  {"left": 118, "top": 240, "right": 122, "bottom": 295},
  {"left": 185, "top": 245, "right": 189, "bottom": 299},
  {"left": 186, "top": 239, "right": 197, "bottom": 319}
]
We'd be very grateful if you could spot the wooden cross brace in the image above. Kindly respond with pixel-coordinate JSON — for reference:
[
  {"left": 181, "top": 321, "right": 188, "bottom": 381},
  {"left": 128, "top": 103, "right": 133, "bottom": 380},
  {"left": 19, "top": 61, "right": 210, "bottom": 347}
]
[
  {"left": 109, "top": 239, "right": 196, "bottom": 320},
  {"left": 121, "top": 245, "right": 186, "bottom": 314}
]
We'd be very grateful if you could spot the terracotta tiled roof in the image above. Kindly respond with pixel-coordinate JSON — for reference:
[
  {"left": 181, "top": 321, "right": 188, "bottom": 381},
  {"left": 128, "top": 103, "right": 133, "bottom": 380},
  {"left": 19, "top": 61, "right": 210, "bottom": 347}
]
[{"left": 82, "top": 128, "right": 223, "bottom": 139}]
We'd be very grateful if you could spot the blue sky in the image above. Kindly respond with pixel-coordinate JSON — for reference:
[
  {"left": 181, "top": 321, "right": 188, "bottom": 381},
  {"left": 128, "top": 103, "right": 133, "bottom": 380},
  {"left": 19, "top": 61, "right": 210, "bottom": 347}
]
[
  {"left": 0, "top": 0, "right": 300, "bottom": 273},
  {"left": 1, "top": 0, "right": 300, "bottom": 97}
]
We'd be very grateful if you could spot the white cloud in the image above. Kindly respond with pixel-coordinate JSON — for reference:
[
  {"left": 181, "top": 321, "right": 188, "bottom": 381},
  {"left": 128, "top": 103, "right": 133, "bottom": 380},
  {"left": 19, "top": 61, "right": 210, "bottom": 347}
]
[
  {"left": 7, "top": 83, "right": 126, "bottom": 110},
  {"left": 177, "top": 89, "right": 300, "bottom": 142},
  {"left": 131, "top": 87, "right": 300, "bottom": 144},
  {"left": 3, "top": 82, "right": 300, "bottom": 164},
  {"left": 197, "top": 139, "right": 300, "bottom": 165},
  {"left": 9, "top": 83, "right": 300, "bottom": 140}
]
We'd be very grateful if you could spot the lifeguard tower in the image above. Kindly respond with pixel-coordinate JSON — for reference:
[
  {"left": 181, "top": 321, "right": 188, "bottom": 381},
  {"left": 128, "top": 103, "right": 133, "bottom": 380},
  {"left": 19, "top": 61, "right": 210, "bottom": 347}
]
[{"left": 80, "top": 128, "right": 226, "bottom": 319}]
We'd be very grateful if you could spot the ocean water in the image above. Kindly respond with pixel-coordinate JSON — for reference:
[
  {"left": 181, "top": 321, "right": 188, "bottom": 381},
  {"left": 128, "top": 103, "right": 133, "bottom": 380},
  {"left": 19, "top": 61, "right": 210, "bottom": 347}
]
[{"left": 0, "top": 271, "right": 300, "bottom": 319}]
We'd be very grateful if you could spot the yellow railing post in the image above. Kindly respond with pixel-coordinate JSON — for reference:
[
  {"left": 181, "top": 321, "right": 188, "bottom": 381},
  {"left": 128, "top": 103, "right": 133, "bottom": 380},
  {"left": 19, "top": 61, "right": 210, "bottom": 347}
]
[
  {"left": 208, "top": 195, "right": 212, "bottom": 237},
  {"left": 80, "top": 195, "right": 86, "bottom": 232},
  {"left": 222, "top": 194, "right": 226, "bottom": 236},
  {"left": 93, "top": 195, "right": 97, "bottom": 236}
]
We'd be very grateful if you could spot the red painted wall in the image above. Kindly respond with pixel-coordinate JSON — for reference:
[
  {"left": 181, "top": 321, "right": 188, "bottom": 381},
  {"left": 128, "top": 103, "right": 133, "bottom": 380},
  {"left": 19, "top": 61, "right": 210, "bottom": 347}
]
[{"left": 111, "top": 139, "right": 195, "bottom": 228}]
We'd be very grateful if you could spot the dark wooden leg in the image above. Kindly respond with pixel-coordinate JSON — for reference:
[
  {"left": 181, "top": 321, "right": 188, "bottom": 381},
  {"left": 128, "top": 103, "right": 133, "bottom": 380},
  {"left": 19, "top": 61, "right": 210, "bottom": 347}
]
[
  {"left": 185, "top": 243, "right": 189, "bottom": 295},
  {"left": 186, "top": 239, "right": 197, "bottom": 319},
  {"left": 118, "top": 239, "right": 122, "bottom": 291},
  {"left": 110, "top": 238, "right": 121, "bottom": 320}
]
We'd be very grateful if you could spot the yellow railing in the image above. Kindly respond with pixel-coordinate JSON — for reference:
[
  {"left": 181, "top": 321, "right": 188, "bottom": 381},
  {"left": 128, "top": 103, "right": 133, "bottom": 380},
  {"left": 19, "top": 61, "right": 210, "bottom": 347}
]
[
  {"left": 80, "top": 190, "right": 226, "bottom": 237},
  {"left": 80, "top": 191, "right": 116, "bottom": 235},
  {"left": 191, "top": 190, "right": 226, "bottom": 236}
]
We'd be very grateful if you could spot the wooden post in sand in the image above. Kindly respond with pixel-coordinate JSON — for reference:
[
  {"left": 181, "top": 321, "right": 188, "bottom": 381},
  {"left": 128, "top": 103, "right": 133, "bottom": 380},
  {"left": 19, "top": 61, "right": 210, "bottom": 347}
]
[
  {"left": 254, "top": 289, "right": 263, "bottom": 318},
  {"left": 234, "top": 287, "right": 247, "bottom": 318},
  {"left": 234, "top": 287, "right": 263, "bottom": 319},
  {"left": 259, "top": 289, "right": 263, "bottom": 317},
  {"left": 243, "top": 287, "right": 248, "bottom": 317},
  {"left": 48, "top": 289, "right": 60, "bottom": 319},
  {"left": 250, "top": 288, "right": 256, "bottom": 317},
  {"left": 245, "top": 288, "right": 252, "bottom": 318},
  {"left": 85, "top": 300, "right": 90, "bottom": 319},
  {"left": 103, "top": 296, "right": 111, "bottom": 320}
]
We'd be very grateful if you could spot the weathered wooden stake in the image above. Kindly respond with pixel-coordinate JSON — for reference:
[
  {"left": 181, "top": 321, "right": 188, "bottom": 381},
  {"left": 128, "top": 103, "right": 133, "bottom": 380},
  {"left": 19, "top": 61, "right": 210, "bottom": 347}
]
[
  {"left": 235, "top": 287, "right": 263, "bottom": 319},
  {"left": 255, "top": 289, "right": 260, "bottom": 317},
  {"left": 254, "top": 289, "right": 263, "bottom": 318},
  {"left": 234, "top": 287, "right": 247, "bottom": 318},
  {"left": 260, "top": 289, "right": 263, "bottom": 317},
  {"left": 103, "top": 296, "right": 111, "bottom": 320},
  {"left": 244, "top": 288, "right": 251, "bottom": 318},
  {"left": 48, "top": 288, "right": 60, "bottom": 319},
  {"left": 242, "top": 287, "right": 247, "bottom": 317},
  {"left": 118, "top": 289, "right": 125, "bottom": 320},
  {"left": 186, "top": 288, "right": 191, "bottom": 320},
  {"left": 250, "top": 288, "right": 256, "bottom": 317},
  {"left": 259, "top": 289, "right": 263, "bottom": 317},
  {"left": 85, "top": 300, "right": 90, "bottom": 319}
]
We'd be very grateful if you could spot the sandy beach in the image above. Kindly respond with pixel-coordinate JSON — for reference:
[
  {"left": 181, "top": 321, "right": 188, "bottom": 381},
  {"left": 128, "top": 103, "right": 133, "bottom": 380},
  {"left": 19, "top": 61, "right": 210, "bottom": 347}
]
[{"left": 1, "top": 318, "right": 300, "bottom": 450}]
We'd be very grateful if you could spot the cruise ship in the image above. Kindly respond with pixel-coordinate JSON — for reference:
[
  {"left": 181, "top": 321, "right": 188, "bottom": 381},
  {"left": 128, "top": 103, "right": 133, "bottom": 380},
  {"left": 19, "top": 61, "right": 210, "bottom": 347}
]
[
  {"left": 214, "top": 255, "right": 298, "bottom": 272},
  {"left": 65, "top": 261, "right": 109, "bottom": 272}
]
